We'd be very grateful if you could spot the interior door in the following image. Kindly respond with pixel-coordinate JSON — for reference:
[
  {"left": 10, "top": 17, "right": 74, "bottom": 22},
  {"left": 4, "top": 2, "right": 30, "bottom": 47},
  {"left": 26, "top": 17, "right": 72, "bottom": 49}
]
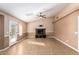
[
  {"left": 9, "top": 20, "right": 18, "bottom": 46},
  {"left": 0, "top": 15, "right": 4, "bottom": 49}
]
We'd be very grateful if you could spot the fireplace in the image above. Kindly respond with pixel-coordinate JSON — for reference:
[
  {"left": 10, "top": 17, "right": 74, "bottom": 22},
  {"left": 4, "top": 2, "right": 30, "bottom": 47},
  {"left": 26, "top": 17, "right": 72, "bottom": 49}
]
[{"left": 35, "top": 25, "right": 46, "bottom": 38}]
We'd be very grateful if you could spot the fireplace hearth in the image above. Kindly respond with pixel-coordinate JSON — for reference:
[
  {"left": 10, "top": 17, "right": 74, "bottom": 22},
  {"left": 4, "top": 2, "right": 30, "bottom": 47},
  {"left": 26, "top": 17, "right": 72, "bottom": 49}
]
[{"left": 35, "top": 28, "right": 46, "bottom": 38}]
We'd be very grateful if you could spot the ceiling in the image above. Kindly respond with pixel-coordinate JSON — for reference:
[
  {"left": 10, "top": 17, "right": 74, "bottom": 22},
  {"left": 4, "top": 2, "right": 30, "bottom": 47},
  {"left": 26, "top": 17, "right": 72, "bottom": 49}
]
[{"left": 0, "top": 3, "right": 68, "bottom": 22}]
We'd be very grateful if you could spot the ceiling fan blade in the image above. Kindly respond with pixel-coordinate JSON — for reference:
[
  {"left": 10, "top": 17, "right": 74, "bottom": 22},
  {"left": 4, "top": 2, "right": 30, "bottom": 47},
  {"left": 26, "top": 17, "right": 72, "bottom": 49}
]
[
  {"left": 42, "top": 14, "right": 46, "bottom": 18},
  {"left": 41, "top": 15, "right": 46, "bottom": 18},
  {"left": 36, "top": 12, "right": 46, "bottom": 18}
]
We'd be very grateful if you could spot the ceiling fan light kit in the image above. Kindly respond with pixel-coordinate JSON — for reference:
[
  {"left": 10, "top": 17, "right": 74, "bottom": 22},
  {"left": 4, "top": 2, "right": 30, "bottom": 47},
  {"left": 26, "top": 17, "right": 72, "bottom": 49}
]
[{"left": 37, "top": 12, "right": 46, "bottom": 18}]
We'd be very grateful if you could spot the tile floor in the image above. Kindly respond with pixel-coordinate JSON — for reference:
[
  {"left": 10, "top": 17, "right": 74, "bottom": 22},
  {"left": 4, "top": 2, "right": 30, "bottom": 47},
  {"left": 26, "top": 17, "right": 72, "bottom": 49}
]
[{"left": 0, "top": 38, "right": 78, "bottom": 55}]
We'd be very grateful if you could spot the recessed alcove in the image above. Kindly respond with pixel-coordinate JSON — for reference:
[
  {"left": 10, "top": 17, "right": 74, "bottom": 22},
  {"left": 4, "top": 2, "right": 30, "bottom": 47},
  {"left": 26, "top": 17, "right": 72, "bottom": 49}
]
[{"left": 35, "top": 25, "right": 46, "bottom": 38}]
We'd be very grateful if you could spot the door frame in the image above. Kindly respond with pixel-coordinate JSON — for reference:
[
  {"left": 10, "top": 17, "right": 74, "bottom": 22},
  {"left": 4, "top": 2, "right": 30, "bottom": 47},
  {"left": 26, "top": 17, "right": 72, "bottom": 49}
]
[
  {"left": 9, "top": 20, "right": 18, "bottom": 46},
  {"left": 77, "top": 16, "right": 79, "bottom": 50}
]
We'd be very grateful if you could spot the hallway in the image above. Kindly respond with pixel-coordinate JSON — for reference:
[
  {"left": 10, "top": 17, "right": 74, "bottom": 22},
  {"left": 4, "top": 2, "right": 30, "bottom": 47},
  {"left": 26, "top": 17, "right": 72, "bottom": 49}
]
[{"left": 0, "top": 37, "right": 78, "bottom": 55}]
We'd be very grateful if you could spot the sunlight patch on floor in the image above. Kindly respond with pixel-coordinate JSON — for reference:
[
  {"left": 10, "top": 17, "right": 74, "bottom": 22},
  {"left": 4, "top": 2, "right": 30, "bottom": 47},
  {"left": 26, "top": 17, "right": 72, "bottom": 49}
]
[
  {"left": 27, "top": 41, "right": 46, "bottom": 47},
  {"left": 17, "top": 44, "right": 24, "bottom": 54}
]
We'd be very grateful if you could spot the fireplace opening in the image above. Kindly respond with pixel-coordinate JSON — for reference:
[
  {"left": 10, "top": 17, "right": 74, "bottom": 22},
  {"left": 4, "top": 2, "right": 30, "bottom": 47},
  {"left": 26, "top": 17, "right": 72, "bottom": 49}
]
[{"left": 35, "top": 25, "right": 46, "bottom": 38}]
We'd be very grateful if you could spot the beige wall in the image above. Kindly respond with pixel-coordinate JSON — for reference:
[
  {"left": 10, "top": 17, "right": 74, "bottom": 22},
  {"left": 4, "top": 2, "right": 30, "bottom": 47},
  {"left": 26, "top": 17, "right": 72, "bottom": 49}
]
[
  {"left": 0, "top": 11, "right": 27, "bottom": 48},
  {"left": 54, "top": 3, "right": 79, "bottom": 22},
  {"left": 0, "top": 11, "right": 27, "bottom": 37},
  {"left": 27, "top": 17, "right": 54, "bottom": 34},
  {"left": 53, "top": 9, "right": 79, "bottom": 49}
]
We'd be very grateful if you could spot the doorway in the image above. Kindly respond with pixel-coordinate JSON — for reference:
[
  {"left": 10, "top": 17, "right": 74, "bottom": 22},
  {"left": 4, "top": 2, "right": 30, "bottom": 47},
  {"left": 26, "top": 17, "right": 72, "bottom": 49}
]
[{"left": 9, "top": 20, "right": 18, "bottom": 46}]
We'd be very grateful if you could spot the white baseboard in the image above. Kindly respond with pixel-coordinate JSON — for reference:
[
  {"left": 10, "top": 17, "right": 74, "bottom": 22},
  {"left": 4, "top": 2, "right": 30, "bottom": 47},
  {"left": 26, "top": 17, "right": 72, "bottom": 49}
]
[
  {"left": 0, "top": 46, "right": 10, "bottom": 52},
  {"left": 0, "top": 36, "right": 78, "bottom": 52},
  {"left": 0, "top": 38, "right": 24, "bottom": 52},
  {"left": 52, "top": 36, "right": 79, "bottom": 52}
]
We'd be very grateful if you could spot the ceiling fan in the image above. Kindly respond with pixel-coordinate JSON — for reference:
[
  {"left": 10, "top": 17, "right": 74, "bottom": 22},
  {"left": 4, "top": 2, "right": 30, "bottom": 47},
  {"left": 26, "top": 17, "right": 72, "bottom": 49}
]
[{"left": 37, "top": 12, "right": 46, "bottom": 18}]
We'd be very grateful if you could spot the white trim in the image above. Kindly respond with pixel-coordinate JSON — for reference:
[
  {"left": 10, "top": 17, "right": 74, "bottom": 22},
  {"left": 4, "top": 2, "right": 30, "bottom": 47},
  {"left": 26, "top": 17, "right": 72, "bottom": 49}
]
[
  {"left": 0, "top": 41, "right": 18, "bottom": 52},
  {"left": 0, "top": 36, "right": 78, "bottom": 52},
  {"left": 0, "top": 46, "right": 10, "bottom": 52},
  {"left": 0, "top": 39, "right": 24, "bottom": 52},
  {"left": 52, "top": 36, "right": 79, "bottom": 52},
  {"left": 77, "top": 16, "right": 79, "bottom": 50}
]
